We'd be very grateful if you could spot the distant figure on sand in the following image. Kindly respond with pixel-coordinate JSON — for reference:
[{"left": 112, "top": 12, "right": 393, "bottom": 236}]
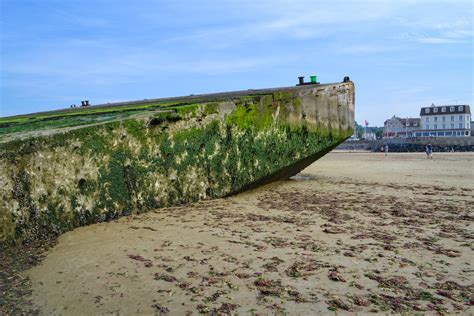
[
  {"left": 384, "top": 144, "right": 389, "bottom": 156},
  {"left": 425, "top": 143, "right": 433, "bottom": 159}
]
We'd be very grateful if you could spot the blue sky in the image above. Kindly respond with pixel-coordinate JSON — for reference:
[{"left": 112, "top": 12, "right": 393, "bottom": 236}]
[{"left": 1, "top": 0, "right": 473, "bottom": 125}]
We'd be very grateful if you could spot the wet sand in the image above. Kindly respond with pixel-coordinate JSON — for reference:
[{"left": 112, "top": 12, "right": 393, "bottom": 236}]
[{"left": 26, "top": 152, "right": 474, "bottom": 314}]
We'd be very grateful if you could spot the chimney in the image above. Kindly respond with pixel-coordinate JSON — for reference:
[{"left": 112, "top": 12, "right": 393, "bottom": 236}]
[{"left": 298, "top": 76, "right": 305, "bottom": 85}]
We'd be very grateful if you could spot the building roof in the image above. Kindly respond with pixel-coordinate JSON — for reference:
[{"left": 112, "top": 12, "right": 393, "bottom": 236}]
[
  {"left": 384, "top": 117, "right": 420, "bottom": 127},
  {"left": 420, "top": 105, "right": 470, "bottom": 116},
  {"left": 398, "top": 118, "right": 420, "bottom": 126}
]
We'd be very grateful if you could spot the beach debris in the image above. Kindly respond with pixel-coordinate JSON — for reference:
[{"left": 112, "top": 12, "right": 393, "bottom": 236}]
[
  {"left": 216, "top": 302, "right": 239, "bottom": 313},
  {"left": 177, "top": 282, "right": 191, "bottom": 290},
  {"left": 196, "top": 302, "right": 239, "bottom": 315},
  {"left": 434, "top": 247, "right": 461, "bottom": 258},
  {"left": 129, "top": 226, "right": 157, "bottom": 231},
  {"left": 365, "top": 273, "right": 407, "bottom": 291},
  {"left": 267, "top": 303, "right": 286, "bottom": 313},
  {"left": 196, "top": 304, "right": 210, "bottom": 314},
  {"left": 352, "top": 294, "right": 371, "bottom": 307},
  {"left": 287, "top": 289, "right": 307, "bottom": 303},
  {"left": 285, "top": 259, "right": 322, "bottom": 278},
  {"left": 187, "top": 271, "right": 199, "bottom": 278},
  {"left": 327, "top": 297, "right": 352, "bottom": 311},
  {"left": 235, "top": 272, "right": 260, "bottom": 279},
  {"left": 254, "top": 278, "right": 284, "bottom": 297},
  {"left": 322, "top": 224, "right": 345, "bottom": 234},
  {"left": 328, "top": 267, "right": 346, "bottom": 282},
  {"left": 263, "top": 236, "right": 289, "bottom": 248},
  {"left": 262, "top": 256, "right": 284, "bottom": 272},
  {"left": 151, "top": 303, "right": 170, "bottom": 314},
  {"left": 154, "top": 273, "right": 177, "bottom": 282},
  {"left": 435, "top": 281, "right": 473, "bottom": 303},
  {"left": 127, "top": 254, "right": 153, "bottom": 267}
]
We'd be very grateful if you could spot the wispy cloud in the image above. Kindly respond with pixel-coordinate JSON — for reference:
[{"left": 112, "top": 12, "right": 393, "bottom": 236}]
[
  {"left": 397, "top": 17, "right": 473, "bottom": 45},
  {"left": 417, "top": 37, "right": 468, "bottom": 44},
  {"left": 165, "top": 1, "right": 397, "bottom": 47}
]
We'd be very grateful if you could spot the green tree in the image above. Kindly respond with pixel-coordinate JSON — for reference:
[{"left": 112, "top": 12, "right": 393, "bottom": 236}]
[
  {"left": 375, "top": 127, "right": 384, "bottom": 139},
  {"left": 354, "top": 121, "right": 364, "bottom": 139}
]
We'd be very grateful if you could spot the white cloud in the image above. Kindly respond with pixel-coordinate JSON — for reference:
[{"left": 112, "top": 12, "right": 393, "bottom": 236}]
[
  {"left": 397, "top": 17, "right": 473, "bottom": 45},
  {"left": 165, "top": 1, "right": 398, "bottom": 47},
  {"left": 417, "top": 37, "right": 468, "bottom": 44}
]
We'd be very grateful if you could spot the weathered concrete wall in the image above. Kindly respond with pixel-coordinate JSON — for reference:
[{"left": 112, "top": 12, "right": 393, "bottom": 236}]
[{"left": 0, "top": 82, "right": 354, "bottom": 245}]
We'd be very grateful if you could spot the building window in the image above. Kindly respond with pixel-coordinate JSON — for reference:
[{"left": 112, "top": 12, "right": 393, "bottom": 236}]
[
  {"left": 442, "top": 116, "right": 446, "bottom": 122},
  {"left": 459, "top": 123, "right": 463, "bottom": 128},
  {"left": 434, "top": 124, "right": 438, "bottom": 129},
  {"left": 425, "top": 117, "right": 430, "bottom": 122},
  {"left": 438, "top": 132, "right": 445, "bottom": 136},
  {"left": 467, "top": 123, "right": 470, "bottom": 129},
  {"left": 442, "top": 124, "right": 446, "bottom": 129},
  {"left": 426, "top": 124, "right": 430, "bottom": 129},
  {"left": 451, "top": 116, "right": 454, "bottom": 122},
  {"left": 446, "top": 131, "right": 452, "bottom": 136},
  {"left": 459, "top": 115, "right": 463, "bottom": 121},
  {"left": 433, "top": 108, "right": 438, "bottom": 113},
  {"left": 434, "top": 117, "right": 438, "bottom": 122},
  {"left": 451, "top": 123, "right": 454, "bottom": 128},
  {"left": 442, "top": 107, "right": 446, "bottom": 112},
  {"left": 425, "top": 108, "right": 430, "bottom": 114},
  {"left": 450, "top": 106, "right": 455, "bottom": 112},
  {"left": 459, "top": 105, "right": 464, "bottom": 111}
]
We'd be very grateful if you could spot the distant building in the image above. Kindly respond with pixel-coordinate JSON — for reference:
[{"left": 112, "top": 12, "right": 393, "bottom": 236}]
[
  {"left": 415, "top": 104, "right": 471, "bottom": 137},
  {"left": 383, "top": 116, "right": 420, "bottom": 138},
  {"left": 362, "top": 127, "right": 377, "bottom": 140}
]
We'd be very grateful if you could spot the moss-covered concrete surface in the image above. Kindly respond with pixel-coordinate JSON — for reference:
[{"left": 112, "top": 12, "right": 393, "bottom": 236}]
[{"left": 0, "top": 82, "right": 354, "bottom": 245}]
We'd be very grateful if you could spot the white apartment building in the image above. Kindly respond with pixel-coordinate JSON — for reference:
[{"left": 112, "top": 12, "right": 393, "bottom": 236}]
[{"left": 416, "top": 104, "right": 471, "bottom": 137}]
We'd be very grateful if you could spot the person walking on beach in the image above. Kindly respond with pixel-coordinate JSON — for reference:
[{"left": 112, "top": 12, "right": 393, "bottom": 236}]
[
  {"left": 384, "top": 144, "right": 389, "bottom": 156},
  {"left": 425, "top": 143, "right": 433, "bottom": 159}
]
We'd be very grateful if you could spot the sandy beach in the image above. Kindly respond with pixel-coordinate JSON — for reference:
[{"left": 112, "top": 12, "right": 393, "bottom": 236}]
[{"left": 23, "top": 152, "right": 474, "bottom": 314}]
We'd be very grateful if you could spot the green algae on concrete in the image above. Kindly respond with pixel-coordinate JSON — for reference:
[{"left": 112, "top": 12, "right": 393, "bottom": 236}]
[{"left": 0, "top": 82, "right": 355, "bottom": 245}]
